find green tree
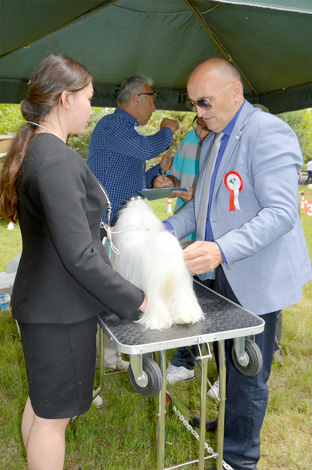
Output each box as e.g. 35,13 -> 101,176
302,109 -> 312,166
1,104 -> 311,169
67,107 -> 113,161
0,104 -> 25,135
139,110 -> 196,168
278,109 -> 312,164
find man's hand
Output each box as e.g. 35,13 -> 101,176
160,149 -> 173,172
153,175 -> 175,188
160,118 -> 179,133
171,187 -> 195,203
183,241 -> 223,274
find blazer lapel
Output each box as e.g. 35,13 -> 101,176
212,101 -> 254,197
195,100 -> 255,220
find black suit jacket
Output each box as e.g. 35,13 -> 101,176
12,133 -> 144,324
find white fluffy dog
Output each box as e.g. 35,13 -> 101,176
111,198 -> 203,330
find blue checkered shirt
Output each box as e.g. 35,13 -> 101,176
87,108 -> 173,224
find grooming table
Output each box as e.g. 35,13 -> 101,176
97,280 -> 264,470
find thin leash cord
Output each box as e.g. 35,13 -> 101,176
104,225 -> 121,255
98,193 -> 154,256
98,184 -> 122,256
103,226 -> 148,256
26,121 -> 59,138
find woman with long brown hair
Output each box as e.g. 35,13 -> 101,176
0,54 -> 146,470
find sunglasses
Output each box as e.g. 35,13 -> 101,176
186,81 -> 234,112
138,92 -> 157,101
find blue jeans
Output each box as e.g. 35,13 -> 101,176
170,344 -> 198,370
305,170 -> 312,184
214,266 -> 278,470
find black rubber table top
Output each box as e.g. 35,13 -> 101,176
97,281 -> 264,354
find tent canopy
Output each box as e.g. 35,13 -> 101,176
1,0 -> 311,114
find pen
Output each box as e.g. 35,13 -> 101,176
160,167 -> 166,183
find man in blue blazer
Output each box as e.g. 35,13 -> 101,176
165,58 -> 312,470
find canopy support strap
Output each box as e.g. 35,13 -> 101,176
184,0 -> 259,96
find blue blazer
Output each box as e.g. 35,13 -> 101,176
167,100 -> 312,315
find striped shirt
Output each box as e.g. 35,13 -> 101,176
167,129 -> 201,240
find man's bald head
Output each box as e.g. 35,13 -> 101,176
187,58 -> 244,133
189,58 -> 242,86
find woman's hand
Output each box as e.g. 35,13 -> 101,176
139,295 -> 147,313
153,175 -> 175,188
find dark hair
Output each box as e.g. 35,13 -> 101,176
0,54 -> 92,222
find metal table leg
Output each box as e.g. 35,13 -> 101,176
217,340 -> 226,470
157,350 -> 167,470
93,327 -> 104,399
198,349 -> 209,469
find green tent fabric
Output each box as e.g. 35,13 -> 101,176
1,0 -> 311,114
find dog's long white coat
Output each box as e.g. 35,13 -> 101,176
111,199 -> 204,329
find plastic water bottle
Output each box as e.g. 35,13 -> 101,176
0,294 -> 10,315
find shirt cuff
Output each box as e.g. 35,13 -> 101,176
215,241 -> 227,264
146,164 -> 161,188
163,220 -> 175,234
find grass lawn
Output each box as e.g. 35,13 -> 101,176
0,190 -> 311,470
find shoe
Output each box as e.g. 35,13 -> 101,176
210,465 -> 235,470
190,417 -> 218,432
93,395 -> 103,408
116,359 -> 129,370
273,350 -> 283,364
103,336 -> 127,369
207,377 -> 219,399
166,364 -> 195,384
105,359 -> 129,370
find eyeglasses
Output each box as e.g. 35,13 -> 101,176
186,81 -> 234,112
137,92 -> 157,101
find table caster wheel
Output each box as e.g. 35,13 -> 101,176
232,338 -> 263,376
128,356 -> 162,397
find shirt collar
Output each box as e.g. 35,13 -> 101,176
115,107 -> 139,127
222,101 -> 244,137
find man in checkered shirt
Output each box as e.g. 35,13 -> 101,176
88,74 -> 179,225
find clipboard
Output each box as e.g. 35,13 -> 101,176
137,187 -> 189,201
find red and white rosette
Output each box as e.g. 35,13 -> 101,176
224,171 -> 243,212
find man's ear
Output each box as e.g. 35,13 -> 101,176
60,90 -> 72,110
233,81 -> 243,100
132,93 -> 141,107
